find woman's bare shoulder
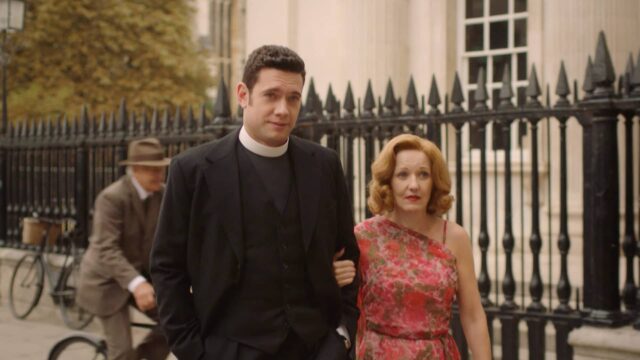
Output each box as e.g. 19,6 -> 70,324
445,220 -> 472,255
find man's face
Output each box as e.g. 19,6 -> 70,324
237,68 -> 304,147
132,165 -> 166,193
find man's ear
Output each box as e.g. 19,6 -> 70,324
236,82 -> 249,108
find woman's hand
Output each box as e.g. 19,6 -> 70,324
333,248 -> 356,287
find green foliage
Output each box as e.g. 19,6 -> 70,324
4,0 -> 214,121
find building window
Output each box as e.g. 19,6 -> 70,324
461,0 -> 528,149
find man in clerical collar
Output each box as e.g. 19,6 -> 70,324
151,45 -> 360,360
77,137 -> 170,360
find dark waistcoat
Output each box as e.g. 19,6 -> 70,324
214,145 -> 328,354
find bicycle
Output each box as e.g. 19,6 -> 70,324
8,217 -> 94,330
47,333 -> 108,360
47,322 -> 156,360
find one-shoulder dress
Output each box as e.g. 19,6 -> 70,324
355,216 -> 460,360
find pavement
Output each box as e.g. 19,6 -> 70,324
0,253 -> 175,360
0,297 -> 178,360
0,299 -> 88,359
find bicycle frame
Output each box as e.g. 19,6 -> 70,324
32,221 -> 75,302
10,216 -> 93,329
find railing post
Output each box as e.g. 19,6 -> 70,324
0,32 -> 6,246
450,72 -> 465,227
342,84 -> 356,215
579,32 -> 626,326
632,48 -> 640,330
524,65 -> 547,360
553,61 -> 578,359
497,64 -> 520,360
116,99 -> 128,178
362,80 -> 376,219
0,105 -> 7,246
0,125 -> 6,247
448,72 -> 469,359
75,107 -> 90,246
427,75 -> 442,147
472,68 -> 493,309
5,122 -> 14,245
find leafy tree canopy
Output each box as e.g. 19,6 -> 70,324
3,0 -> 214,122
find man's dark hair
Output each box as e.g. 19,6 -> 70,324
242,45 -> 306,91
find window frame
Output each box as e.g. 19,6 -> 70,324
457,0 -> 530,154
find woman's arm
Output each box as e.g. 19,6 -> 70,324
448,223 -> 492,360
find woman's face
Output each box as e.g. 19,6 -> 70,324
390,149 -> 433,215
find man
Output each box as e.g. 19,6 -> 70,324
150,45 -> 360,359
77,137 -> 171,360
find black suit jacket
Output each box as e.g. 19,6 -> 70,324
150,129 -> 360,359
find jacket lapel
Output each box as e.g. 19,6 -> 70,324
123,176 -> 146,230
203,129 -> 244,265
290,137 -> 321,252
144,191 -> 162,238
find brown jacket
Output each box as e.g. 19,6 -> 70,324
77,175 -> 163,317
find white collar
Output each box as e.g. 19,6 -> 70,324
239,126 -> 288,157
130,175 -> 152,200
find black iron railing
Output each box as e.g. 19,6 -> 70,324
1,32 -> 639,359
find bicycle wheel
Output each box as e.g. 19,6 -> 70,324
58,264 -> 94,330
48,334 -> 107,360
9,253 -> 45,319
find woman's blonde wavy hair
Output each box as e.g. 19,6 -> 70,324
367,134 -> 453,216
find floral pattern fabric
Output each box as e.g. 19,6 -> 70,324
355,216 -> 460,360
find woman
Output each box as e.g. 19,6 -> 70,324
350,134 -> 491,359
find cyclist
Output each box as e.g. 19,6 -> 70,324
76,138 -> 171,360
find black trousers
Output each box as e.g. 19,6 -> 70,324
236,332 -> 311,360
204,330 -> 348,360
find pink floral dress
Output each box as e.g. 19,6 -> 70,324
355,216 -> 460,360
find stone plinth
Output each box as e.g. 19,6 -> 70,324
569,325 -> 640,360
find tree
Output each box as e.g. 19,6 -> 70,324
4,0 -> 214,121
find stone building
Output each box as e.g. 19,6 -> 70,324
191,1 -> 640,357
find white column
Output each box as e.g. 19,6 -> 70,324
408,0 -> 456,105
243,0 -> 412,108
295,0 -> 411,107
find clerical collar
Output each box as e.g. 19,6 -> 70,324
239,126 -> 288,157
